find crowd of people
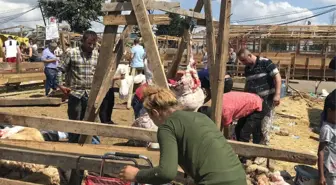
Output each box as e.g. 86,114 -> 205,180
2,30 -> 336,185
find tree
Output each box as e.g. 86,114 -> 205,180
156,13 -> 185,37
39,0 -> 103,33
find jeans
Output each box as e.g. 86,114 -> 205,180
67,94 -> 100,144
131,95 -> 143,119
99,88 -> 115,123
44,67 -> 58,96
235,100 -> 268,144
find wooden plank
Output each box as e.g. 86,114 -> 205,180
6,73 -> 45,84
131,0 -> 168,88
78,12 -> 119,144
0,178 -> 42,185
213,0 -> 231,132
156,7 -> 205,20
0,98 -> 62,106
0,112 -> 317,164
102,1 -> 180,12
103,14 -> 171,25
203,0 -> 217,121
0,142 -> 194,185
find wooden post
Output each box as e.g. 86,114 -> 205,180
213,0 -> 231,134
305,57 -> 310,80
131,0 -> 168,88
203,0 -> 217,99
258,36 -> 262,55
296,39 -> 300,55
252,35 -> 256,52
266,42 -> 270,53
186,32 -> 191,64
291,54 -> 296,79
236,38 -> 239,51
321,42 -> 328,80
285,65 -> 290,93
166,0 -> 203,79
59,32 -> 66,53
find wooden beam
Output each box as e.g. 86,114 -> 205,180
203,0 -> 217,120
103,14 -> 170,25
102,1 -> 180,12
0,112 -> 317,164
131,0 -> 168,88
78,12 -> 119,144
0,146 -> 147,174
59,32 -> 66,53
213,0 -> 231,132
0,141 -> 195,185
156,7 -> 205,20
0,98 -> 62,107
0,178 -> 42,185
167,0 -> 203,79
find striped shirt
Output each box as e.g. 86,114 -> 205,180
57,47 -> 99,99
245,56 -> 279,103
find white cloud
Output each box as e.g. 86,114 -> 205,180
229,0 -> 318,25
316,0 -> 336,4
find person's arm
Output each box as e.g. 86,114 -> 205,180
318,142 -> 327,185
318,125 -> 331,185
266,60 -> 281,106
28,47 -> 32,58
135,123 -> 178,184
43,59 -> 58,63
57,52 -> 71,94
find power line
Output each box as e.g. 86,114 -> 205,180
231,4 -> 336,23
278,7 -> 336,25
0,7 -> 38,24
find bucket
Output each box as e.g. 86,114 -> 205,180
294,165 -> 319,185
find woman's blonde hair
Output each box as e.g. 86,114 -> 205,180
143,86 -> 178,111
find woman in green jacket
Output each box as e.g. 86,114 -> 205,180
119,86 -> 246,185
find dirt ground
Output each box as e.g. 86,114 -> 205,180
0,88 -> 326,178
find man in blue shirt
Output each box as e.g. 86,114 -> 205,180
130,38 -> 145,74
41,42 -> 59,96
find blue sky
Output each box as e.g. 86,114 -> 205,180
174,0 -> 336,25
1,0 -> 336,32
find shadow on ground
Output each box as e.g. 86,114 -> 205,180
307,108 -> 322,134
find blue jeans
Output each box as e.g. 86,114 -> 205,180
131,95 -> 143,119
67,94 -> 100,144
44,67 -> 58,96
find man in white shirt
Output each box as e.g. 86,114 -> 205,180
2,36 -> 21,63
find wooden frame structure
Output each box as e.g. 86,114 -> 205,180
0,0 -> 320,184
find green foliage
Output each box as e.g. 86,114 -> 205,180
39,0 -> 103,33
156,13 -> 185,36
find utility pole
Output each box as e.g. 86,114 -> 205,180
38,1 -> 47,26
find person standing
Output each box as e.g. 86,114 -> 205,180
130,38 -> 145,74
41,42 -> 59,96
237,48 -> 281,146
57,30 -> 100,144
119,86 -> 246,185
228,48 -> 237,75
2,36 -> 21,63
318,91 -> 336,185
29,39 -> 40,62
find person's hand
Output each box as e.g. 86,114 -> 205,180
118,165 -> 139,182
273,94 -> 280,106
319,176 -> 326,185
59,85 -> 71,95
